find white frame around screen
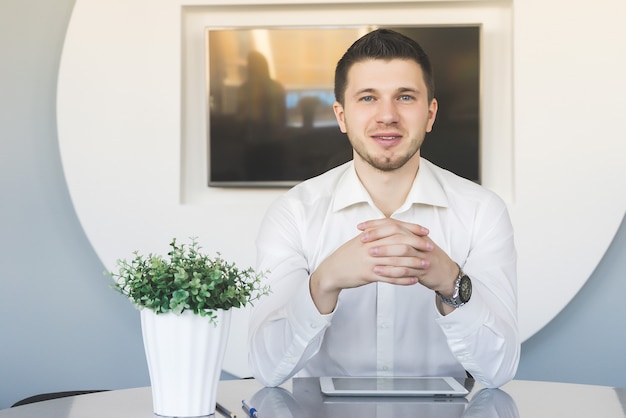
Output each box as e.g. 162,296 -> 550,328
181,3 -> 513,204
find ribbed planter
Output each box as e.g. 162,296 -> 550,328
140,309 -> 231,417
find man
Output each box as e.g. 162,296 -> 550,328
248,29 -> 519,389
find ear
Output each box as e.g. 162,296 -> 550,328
333,101 -> 347,133
426,98 -> 438,133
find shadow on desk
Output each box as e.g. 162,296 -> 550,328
248,378 -> 519,418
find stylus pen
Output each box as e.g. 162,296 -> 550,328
216,402 -> 237,418
241,399 -> 259,417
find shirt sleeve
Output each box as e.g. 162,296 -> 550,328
248,196 -> 333,387
436,194 -> 520,388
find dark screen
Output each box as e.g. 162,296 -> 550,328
207,26 -> 479,187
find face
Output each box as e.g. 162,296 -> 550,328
333,59 -> 437,172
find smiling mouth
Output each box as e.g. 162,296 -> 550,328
372,134 -> 402,141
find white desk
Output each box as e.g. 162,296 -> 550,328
1,378 -> 625,417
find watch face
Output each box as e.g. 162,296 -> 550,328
459,276 -> 472,303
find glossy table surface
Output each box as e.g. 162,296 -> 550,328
1,378 -> 625,418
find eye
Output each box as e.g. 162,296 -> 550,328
398,94 -> 415,102
359,95 -> 375,103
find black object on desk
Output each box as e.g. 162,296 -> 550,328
11,390 -> 109,408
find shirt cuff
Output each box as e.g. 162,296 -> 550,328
434,289 -> 488,339
287,278 -> 333,340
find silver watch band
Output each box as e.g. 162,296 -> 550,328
436,265 -> 466,308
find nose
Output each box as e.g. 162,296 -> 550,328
375,98 -> 399,124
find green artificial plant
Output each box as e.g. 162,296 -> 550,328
110,238 -> 269,324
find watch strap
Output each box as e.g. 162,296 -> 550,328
436,264 -> 468,308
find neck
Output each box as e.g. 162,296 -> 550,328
354,155 -> 420,217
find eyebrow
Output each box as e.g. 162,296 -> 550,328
353,87 -> 421,96
396,87 -> 420,95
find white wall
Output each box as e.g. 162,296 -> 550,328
1,0 -> 625,410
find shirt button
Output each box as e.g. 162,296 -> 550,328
310,322 -> 318,329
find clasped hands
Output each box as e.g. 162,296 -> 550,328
310,218 -> 458,314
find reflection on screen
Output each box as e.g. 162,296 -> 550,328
333,378 -> 452,391
207,26 -> 480,186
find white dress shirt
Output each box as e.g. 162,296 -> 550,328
248,158 -> 519,388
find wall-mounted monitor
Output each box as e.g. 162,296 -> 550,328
206,25 -> 479,187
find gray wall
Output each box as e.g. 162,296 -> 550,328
1,0 -> 625,410
0,0 -> 149,408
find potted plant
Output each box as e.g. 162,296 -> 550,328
110,237 -> 269,417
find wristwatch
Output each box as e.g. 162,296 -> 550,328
436,266 -> 472,308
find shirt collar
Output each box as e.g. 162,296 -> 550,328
402,158 -> 449,209
332,161 -> 372,212
331,158 -> 449,213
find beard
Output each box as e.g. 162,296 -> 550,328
353,147 -> 419,172
350,131 -> 423,172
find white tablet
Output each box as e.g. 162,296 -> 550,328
319,376 -> 469,397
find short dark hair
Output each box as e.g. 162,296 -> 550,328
334,29 -> 435,105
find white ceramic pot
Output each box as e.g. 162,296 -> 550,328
140,309 -> 231,417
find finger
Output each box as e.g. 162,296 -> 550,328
360,224 -> 426,244
377,275 -> 420,286
358,219 -> 429,237
368,241 -> 431,256
373,262 -> 428,278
